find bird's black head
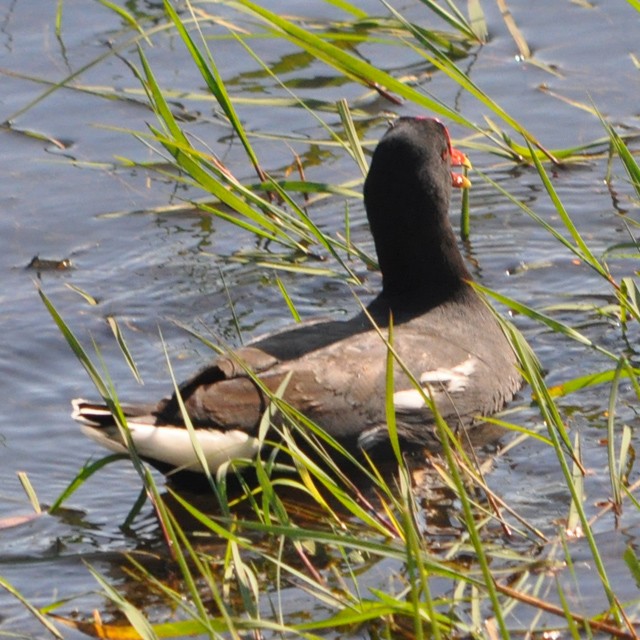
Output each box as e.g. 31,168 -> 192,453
364,117 -> 472,306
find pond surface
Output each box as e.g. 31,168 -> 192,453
1,0 -> 639,636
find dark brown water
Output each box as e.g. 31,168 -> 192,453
1,0 -> 639,635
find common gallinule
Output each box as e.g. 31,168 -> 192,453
72,117 -> 521,475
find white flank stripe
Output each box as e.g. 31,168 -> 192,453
81,423 -> 259,473
392,389 -> 428,410
419,355 -> 477,393
393,356 -> 478,410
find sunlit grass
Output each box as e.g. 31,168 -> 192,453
7,0 -> 639,637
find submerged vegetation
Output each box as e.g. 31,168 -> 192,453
3,0 -> 640,637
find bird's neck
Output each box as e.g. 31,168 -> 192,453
376,212 -> 472,308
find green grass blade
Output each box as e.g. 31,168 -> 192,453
322,0 -> 368,19
86,564 -> 159,639
477,169 -> 617,284
416,0 -> 479,41
49,455 -> 127,514
467,0 -> 488,42
17,472 -> 41,514
65,282 -> 99,305
383,312 -> 402,463
97,0 -> 152,44
0,576 -> 64,639
337,98 -> 369,177
620,276 -> 640,325
3,21 -> 148,123
606,361 -> 624,508
55,0 -> 63,37
546,366 -> 640,398
38,286 -> 110,399
503,316 -> 624,624
235,0 -> 472,126
107,316 -> 142,384
164,0 -> 266,180
473,282 -> 618,361
262,176 -> 362,281
566,434 -> 584,534
526,139 -> 611,276
460,163 -> 471,240
383,2 -> 550,154
603,118 -> 640,199
275,276 -> 301,322
432,408 -> 511,637
130,53 -> 323,252
160,334 -> 216,490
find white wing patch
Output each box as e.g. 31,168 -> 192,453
80,422 -> 259,473
393,355 -> 478,410
419,355 -> 478,392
